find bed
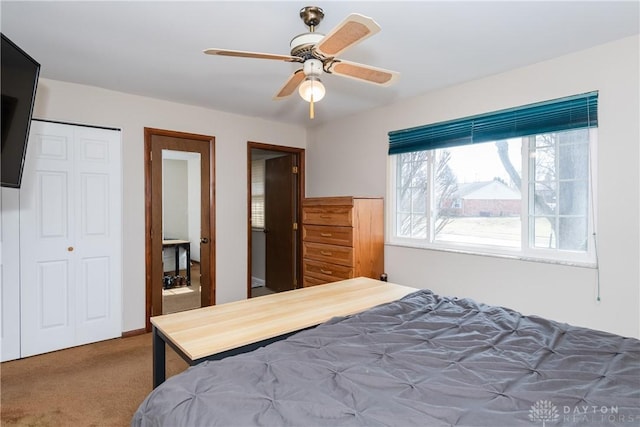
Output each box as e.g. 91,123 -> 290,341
133,287 -> 640,426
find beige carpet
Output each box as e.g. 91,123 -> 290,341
1,333 -> 188,426
163,262 -> 201,314
163,284 -> 201,314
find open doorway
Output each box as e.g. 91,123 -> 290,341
144,128 -> 215,331
248,142 -> 304,299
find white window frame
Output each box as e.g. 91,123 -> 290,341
387,130 -> 597,267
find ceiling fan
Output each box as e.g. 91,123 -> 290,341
204,6 -> 399,119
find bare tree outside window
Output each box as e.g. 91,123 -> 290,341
396,151 -> 429,238
396,150 -> 458,239
434,150 -> 457,234
496,129 -> 590,251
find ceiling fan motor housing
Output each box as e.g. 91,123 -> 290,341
290,32 -> 324,59
291,6 -> 326,60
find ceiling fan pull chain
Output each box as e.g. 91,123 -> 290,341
310,94 -> 315,119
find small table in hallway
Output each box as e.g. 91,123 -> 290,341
162,240 -> 191,286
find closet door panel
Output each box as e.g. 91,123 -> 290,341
38,260 -> 72,329
73,126 -> 122,345
81,173 -> 108,236
38,171 -> 69,237
21,123 -> 76,357
78,257 -> 110,323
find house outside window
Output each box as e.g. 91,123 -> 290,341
388,93 -> 597,265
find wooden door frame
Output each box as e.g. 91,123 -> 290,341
144,127 -> 216,332
247,142 -> 305,298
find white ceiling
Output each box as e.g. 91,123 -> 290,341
2,1 -> 638,128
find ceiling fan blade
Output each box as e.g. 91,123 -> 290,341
203,48 -> 302,63
314,13 -> 381,58
274,69 -> 306,99
327,59 -> 399,86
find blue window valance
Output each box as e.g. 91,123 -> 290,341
388,91 -> 598,155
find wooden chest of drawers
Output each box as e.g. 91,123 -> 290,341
302,196 -> 384,287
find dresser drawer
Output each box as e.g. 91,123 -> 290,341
302,225 -> 353,246
303,242 -> 353,267
303,259 -> 353,282
302,206 -> 352,226
302,275 -> 335,287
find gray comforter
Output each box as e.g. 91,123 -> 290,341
133,290 -> 640,426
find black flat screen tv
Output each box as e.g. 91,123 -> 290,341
1,33 -> 40,188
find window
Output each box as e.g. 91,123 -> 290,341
251,159 -> 265,229
388,93 -> 597,264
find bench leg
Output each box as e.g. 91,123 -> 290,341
152,326 -> 166,388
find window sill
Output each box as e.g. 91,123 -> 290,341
385,240 -> 598,269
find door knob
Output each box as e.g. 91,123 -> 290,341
200,238 -> 209,244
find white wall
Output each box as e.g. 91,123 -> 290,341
23,78 -> 306,332
162,158 -> 189,240
306,36 -> 640,338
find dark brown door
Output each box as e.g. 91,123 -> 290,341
145,128 -> 215,327
265,155 -> 296,292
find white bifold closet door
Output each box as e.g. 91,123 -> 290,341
20,120 -> 122,358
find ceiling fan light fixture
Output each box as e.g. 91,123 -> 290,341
298,77 -> 325,102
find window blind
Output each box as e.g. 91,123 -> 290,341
251,159 -> 265,228
388,91 -> 598,155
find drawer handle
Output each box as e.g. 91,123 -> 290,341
320,269 -> 333,275
320,233 -> 332,237
320,215 -> 332,219
320,251 -> 332,256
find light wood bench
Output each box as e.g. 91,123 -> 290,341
151,277 -> 416,387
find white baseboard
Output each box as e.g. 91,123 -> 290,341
251,277 -> 265,288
